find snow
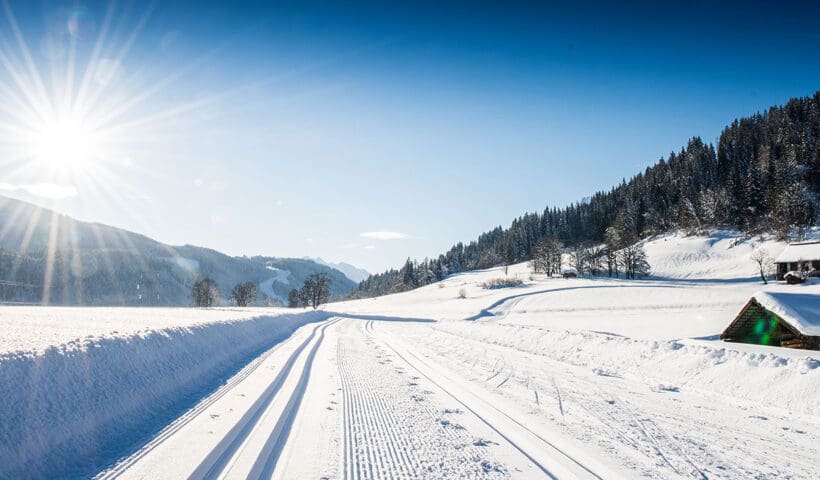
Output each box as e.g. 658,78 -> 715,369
0,307 -> 329,479
0,307 -> 290,354
775,240 -> 820,263
755,290 -> 820,335
2,229 -> 819,479
643,229 -> 786,280
258,267 -> 292,302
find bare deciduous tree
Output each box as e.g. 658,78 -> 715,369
300,273 -> 332,309
531,236 -> 563,276
619,244 -> 651,279
287,288 -> 301,308
570,249 -> 587,276
751,249 -> 773,285
231,281 -> 257,306
192,278 -> 219,307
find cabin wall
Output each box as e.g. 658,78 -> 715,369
721,302 -> 819,350
775,260 -> 820,280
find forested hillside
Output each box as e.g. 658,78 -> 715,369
0,196 -> 356,305
354,92 -> 820,297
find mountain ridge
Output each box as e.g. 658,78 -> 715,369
0,195 -> 356,305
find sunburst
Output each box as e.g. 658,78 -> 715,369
0,1 -> 203,304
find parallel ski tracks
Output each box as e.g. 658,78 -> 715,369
99,320 -> 330,480
191,318 -> 339,480
367,320 -> 605,480
245,319 -> 336,479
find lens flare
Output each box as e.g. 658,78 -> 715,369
67,8 -> 90,39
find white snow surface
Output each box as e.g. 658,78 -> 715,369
755,291 -> 820,335
643,229 -> 786,280
258,267 -> 292,302
0,307 -> 329,479
775,240 -> 820,263
2,230 -> 819,480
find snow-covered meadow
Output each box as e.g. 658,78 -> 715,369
1,230 -> 818,479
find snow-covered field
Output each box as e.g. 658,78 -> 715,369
1,231 -> 818,479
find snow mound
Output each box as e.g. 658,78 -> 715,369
0,309 -> 328,479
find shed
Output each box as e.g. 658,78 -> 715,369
561,269 -> 578,279
775,241 -> 820,280
721,291 -> 820,350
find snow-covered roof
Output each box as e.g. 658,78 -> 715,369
753,291 -> 820,336
775,241 -> 820,263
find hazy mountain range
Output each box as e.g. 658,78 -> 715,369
0,195 -> 358,305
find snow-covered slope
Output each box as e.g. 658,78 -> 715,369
643,230 -> 786,280
0,307 -> 329,479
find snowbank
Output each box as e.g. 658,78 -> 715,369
0,309 -> 329,479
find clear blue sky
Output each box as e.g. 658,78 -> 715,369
0,0 -> 818,272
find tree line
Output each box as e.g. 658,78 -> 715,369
192,273 -> 333,309
353,91 -> 820,298
192,278 -> 259,307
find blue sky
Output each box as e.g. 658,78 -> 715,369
0,0 -> 819,272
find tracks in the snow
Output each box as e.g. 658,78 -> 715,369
366,320 -> 606,480
190,318 -> 338,480
340,319 -> 508,479
100,319 -> 330,480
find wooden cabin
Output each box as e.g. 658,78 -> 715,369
775,241 -> 820,280
721,292 -> 819,350
561,269 -> 578,279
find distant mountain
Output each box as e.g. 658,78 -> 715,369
309,257 -> 370,283
251,257 -> 357,302
0,195 -> 356,305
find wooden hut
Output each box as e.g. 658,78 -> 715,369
721,291 -> 820,350
775,241 -> 820,280
561,269 -> 578,279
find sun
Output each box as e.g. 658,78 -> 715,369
33,117 -> 100,170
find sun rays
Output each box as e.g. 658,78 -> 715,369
0,1 -> 203,304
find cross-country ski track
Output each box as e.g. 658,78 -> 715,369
99,314 -> 620,479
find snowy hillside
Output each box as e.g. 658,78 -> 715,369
3,230 -> 818,479
0,195 -> 357,306
643,230 -> 788,280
